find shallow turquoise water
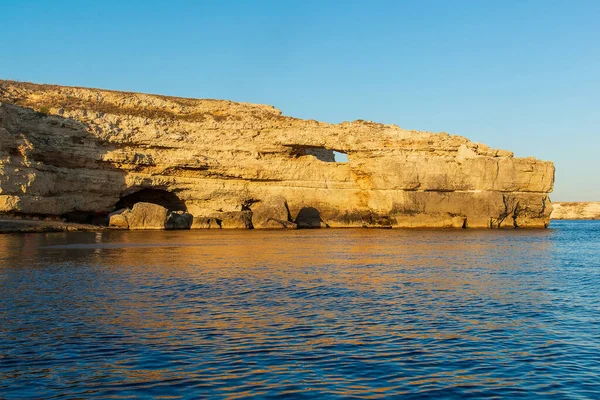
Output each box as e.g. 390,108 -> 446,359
1,221 -> 599,398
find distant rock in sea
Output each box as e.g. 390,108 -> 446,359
0,80 -> 555,229
551,202 -> 600,220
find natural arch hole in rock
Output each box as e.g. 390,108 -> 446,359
115,189 -> 187,212
289,146 -> 348,163
333,151 -> 348,163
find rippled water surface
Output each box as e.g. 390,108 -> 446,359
1,221 -> 599,398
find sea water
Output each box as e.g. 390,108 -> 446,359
1,221 -> 599,398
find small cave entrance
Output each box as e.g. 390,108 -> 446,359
114,188 -> 187,212
295,206 -> 330,228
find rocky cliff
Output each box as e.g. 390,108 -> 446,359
551,202 -> 600,220
0,80 -> 555,229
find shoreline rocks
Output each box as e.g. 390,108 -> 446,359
109,203 -> 195,230
0,218 -> 102,233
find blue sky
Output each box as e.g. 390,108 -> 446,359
1,0 -> 598,201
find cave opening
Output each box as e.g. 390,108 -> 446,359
114,188 -> 187,212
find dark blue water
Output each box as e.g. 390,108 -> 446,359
1,221 -> 599,398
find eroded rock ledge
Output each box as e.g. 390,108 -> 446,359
0,80 -> 555,229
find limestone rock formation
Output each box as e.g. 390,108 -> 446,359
166,210 -> 193,230
212,211 -> 254,229
191,216 -> 221,229
251,196 -> 294,229
108,202 -> 195,230
108,209 -> 129,228
551,202 -> 600,220
0,80 -> 555,229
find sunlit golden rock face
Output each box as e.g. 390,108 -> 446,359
0,80 -> 555,228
